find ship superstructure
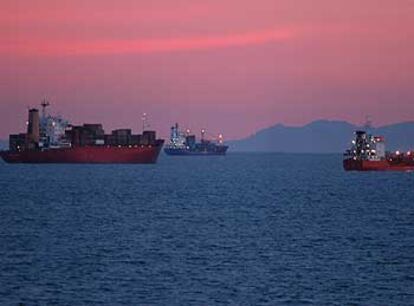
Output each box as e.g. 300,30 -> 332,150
1,102 -> 164,163
343,130 -> 414,171
38,101 -> 71,148
164,123 -> 228,156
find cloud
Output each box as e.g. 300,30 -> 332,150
1,28 -> 296,56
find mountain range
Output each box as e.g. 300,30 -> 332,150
228,120 -> 414,153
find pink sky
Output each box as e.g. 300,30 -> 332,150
0,0 -> 413,139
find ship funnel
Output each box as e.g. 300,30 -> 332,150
27,108 -> 40,147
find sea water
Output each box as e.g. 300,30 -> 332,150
0,153 -> 413,305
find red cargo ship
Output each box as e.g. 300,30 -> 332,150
343,130 -> 414,171
0,102 -> 164,164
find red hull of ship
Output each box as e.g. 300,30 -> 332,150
0,144 -> 163,164
343,159 -> 414,171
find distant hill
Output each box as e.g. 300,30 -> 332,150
0,139 -> 7,150
228,120 -> 414,153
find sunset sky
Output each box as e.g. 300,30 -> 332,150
1,0 -> 413,139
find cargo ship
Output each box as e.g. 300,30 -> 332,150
343,130 -> 414,171
164,123 -> 228,156
0,102 -> 164,164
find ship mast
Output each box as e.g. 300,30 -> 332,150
141,112 -> 149,132
41,99 -> 50,119
218,133 -> 223,145
364,115 -> 373,130
201,129 -> 206,142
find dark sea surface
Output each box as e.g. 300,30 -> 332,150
0,153 -> 413,306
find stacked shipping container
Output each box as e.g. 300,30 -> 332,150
66,125 -> 157,147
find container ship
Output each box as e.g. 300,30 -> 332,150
164,123 -> 228,156
343,130 -> 414,171
0,102 -> 164,164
